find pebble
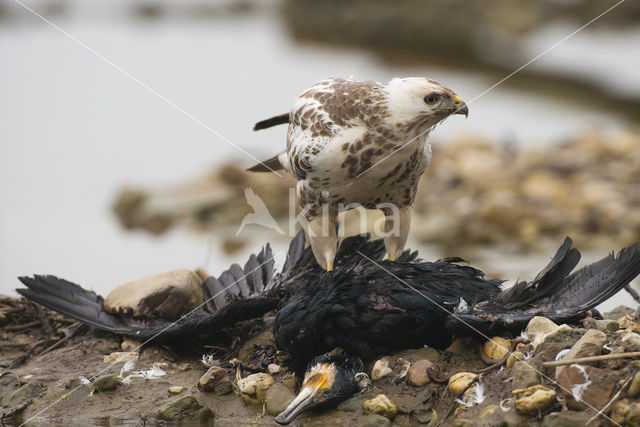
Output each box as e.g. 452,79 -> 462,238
198,366 -> 232,395
168,386 -> 184,395
541,411 -> 593,427
265,383 -> 296,416
525,316 -> 558,347
406,359 -> 432,386
157,396 -> 214,422
628,371 -> 640,398
619,315 -> 640,334
91,375 -> 119,392
237,373 -> 275,404
358,414 -> 391,427
120,338 -> 141,352
583,318 -> 620,332
483,336 -> 510,360
105,269 -> 203,320
103,351 -> 139,364
0,384 -> 35,417
267,363 -> 283,375
448,372 -> 477,395
512,385 -> 557,415
612,398 -> 640,426
362,394 -> 397,419
555,328 -> 606,377
479,404 -> 498,419
337,396 -> 364,412
512,361 -> 540,390
371,358 -> 393,380
506,351 -> 526,368
621,332 -> 640,352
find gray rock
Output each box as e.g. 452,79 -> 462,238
105,269 -> 203,320
92,375 -> 119,392
512,361 -> 540,390
157,396 -> 214,422
265,383 -> 296,416
535,325 -> 583,362
583,318 -> 620,332
603,305 -> 635,320
337,396 -> 365,412
359,414 -> 391,427
542,411 -> 599,427
621,332 -> 640,352
555,328 -> 606,378
406,359 -> 433,386
198,366 -> 232,395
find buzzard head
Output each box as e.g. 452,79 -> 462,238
386,77 -> 468,134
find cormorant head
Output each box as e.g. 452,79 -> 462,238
274,348 -> 363,425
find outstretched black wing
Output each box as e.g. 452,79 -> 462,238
445,238 -> 640,338
17,239 -> 284,344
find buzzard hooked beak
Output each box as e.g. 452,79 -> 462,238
453,95 -> 469,118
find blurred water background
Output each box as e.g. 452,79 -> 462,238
1,0 -> 639,310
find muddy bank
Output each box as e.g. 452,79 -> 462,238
2,297 -> 639,425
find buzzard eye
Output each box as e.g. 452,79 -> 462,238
424,94 -> 439,105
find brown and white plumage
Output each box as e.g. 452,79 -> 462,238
250,77 -> 468,270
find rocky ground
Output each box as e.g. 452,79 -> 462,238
2,297 -> 640,426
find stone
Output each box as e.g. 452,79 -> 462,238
628,371 -> 640,398
91,375 -> 119,392
265,383 -> 296,416
157,396 -> 214,422
621,332 -> 640,352
483,336 -> 510,360
535,325 -> 583,362
583,319 -> 620,332
120,338 -> 141,352
168,386 -> 184,395
198,366 -> 232,395
512,361 -> 540,390
358,414 -> 391,427
556,365 -> 617,410
337,396 -> 364,412
542,411 -> 594,427
612,398 -> 640,426
525,316 -> 558,346
105,269 -> 203,320
103,352 -> 139,364
448,372 -> 477,395
555,328 -> 606,377
512,385 -> 556,415
371,358 -> 393,380
267,363 -> 283,375
406,359 -> 432,386
619,315 -> 640,334
603,305 -> 635,320
479,404 -> 498,419
237,373 -> 275,404
506,351 -> 526,368
362,394 -> 397,419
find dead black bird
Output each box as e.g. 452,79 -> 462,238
16,233 -> 640,424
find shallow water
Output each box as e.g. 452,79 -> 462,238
0,1 -> 636,313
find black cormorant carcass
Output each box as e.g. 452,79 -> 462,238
16,233 -> 640,424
